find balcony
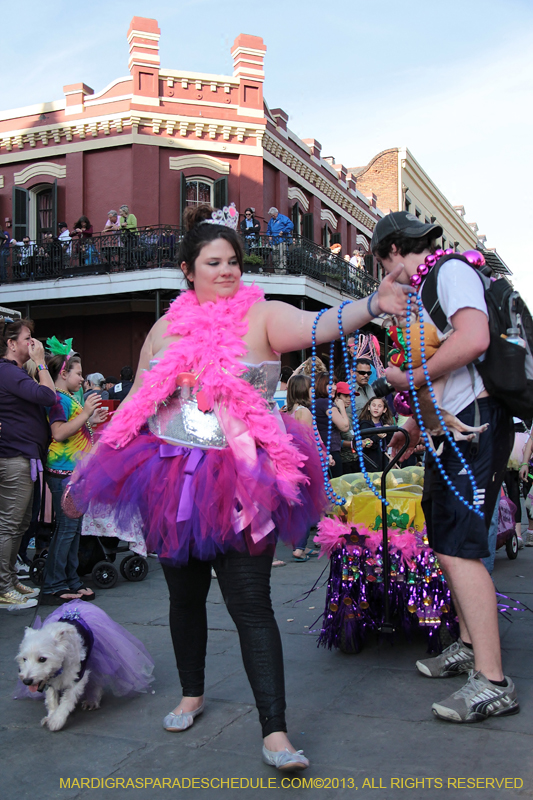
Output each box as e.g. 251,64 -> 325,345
0,227 -> 378,300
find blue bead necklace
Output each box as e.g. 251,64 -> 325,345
337,302 -> 388,507
310,309 -> 345,506
310,302 -> 388,507
405,291 -> 484,518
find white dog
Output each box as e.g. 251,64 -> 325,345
17,621 -> 102,731
16,602 -> 155,731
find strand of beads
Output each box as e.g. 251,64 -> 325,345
413,292 -> 483,510
310,309 -> 345,506
337,302 -> 388,506
405,293 -> 483,518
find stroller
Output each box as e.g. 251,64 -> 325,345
29,486 -> 149,590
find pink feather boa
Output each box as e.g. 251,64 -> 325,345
101,285 -> 307,497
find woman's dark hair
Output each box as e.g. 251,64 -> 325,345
74,216 -> 91,229
286,374 -> 311,412
280,365 -> 293,384
48,353 -> 82,382
178,205 -> 243,290
373,231 -> 437,261
359,396 -> 394,425
0,317 -> 34,358
314,371 -> 334,399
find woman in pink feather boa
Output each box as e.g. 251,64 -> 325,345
70,204 -> 408,770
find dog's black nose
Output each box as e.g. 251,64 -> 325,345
22,678 -> 34,686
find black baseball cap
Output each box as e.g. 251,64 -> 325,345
371,211 -> 443,253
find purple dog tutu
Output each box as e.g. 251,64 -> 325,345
68,416 -> 325,567
14,601 -> 155,700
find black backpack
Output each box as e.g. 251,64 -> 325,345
420,253 -> 533,420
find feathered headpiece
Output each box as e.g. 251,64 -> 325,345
46,336 -> 73,356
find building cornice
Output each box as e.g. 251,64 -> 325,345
261,132 -> 377,233
0,111 -> 266,159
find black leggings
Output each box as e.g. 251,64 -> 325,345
161,549 -> 286,737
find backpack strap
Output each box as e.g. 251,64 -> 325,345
420,253 -> 472,333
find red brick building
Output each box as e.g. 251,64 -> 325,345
0,17 -> 380,374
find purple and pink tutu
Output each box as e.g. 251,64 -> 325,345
69,416 -> 326,566
14,601 -> 155,700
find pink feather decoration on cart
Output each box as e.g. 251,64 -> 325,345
314,517 -> 351,559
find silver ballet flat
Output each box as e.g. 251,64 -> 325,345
262,746 -> 310,771
163,701 -> 204,732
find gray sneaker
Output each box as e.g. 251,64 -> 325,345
416,639 -> 474,678
432,671 -> 519,723
524,530 -> 533,547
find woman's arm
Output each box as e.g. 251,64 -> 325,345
51,393 -> 101,442
265,264 -> 407,353
330,404 -> 350,433
519,432 -> 533,479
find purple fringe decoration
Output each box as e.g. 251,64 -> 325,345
317,533 -> 458,654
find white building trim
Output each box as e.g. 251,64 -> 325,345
169,154 -> 230,174
14,162 -> 66,185
320,209 -> 337,229
261,132 -> 376,234
84,77 -> 131,102
0,269 -> 352,309
160,68 -> 239,86
287,186 -> 309,212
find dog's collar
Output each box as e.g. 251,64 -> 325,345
39,669 -> 62,693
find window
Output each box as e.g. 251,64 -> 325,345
179,175 -> 227,224
442,236 -> 447,249
425,217 -> 430,225
322,225 -> 331,248
330,232 -> 341,245
404,196 -> 411,212
185,179 -> 212,207
415,208 -> 421,219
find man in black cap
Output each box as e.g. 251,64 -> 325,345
372,211 -> 517,724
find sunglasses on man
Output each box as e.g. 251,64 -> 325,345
356,370 -> 372,376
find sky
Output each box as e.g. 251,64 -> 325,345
2,0 -> 532,300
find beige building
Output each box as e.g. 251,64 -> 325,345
353,147 -> 510,275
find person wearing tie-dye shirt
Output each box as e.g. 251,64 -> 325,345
42,352 -> 107,605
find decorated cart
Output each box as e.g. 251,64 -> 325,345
315,464 -> 458,653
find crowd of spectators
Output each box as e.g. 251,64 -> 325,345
0,313 -> 137,609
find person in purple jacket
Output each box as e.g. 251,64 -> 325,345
0,317 -> 57,609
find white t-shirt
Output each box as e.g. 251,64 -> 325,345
422,259 -> 488,416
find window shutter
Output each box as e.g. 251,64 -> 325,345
302,212 -> 313,240
13,187 -> 29,241
52,179 -> 57,237
330,232 -> 341,245
180,173 -> 186,226
213,177 -> 228,209
291,203 -> 301,236
363,254 -> 374,275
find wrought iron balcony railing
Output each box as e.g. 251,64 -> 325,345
0,226 -> 378,299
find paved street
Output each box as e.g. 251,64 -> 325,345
2,538 -> 531,800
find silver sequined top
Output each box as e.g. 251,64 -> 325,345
147,360 -> 281,449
